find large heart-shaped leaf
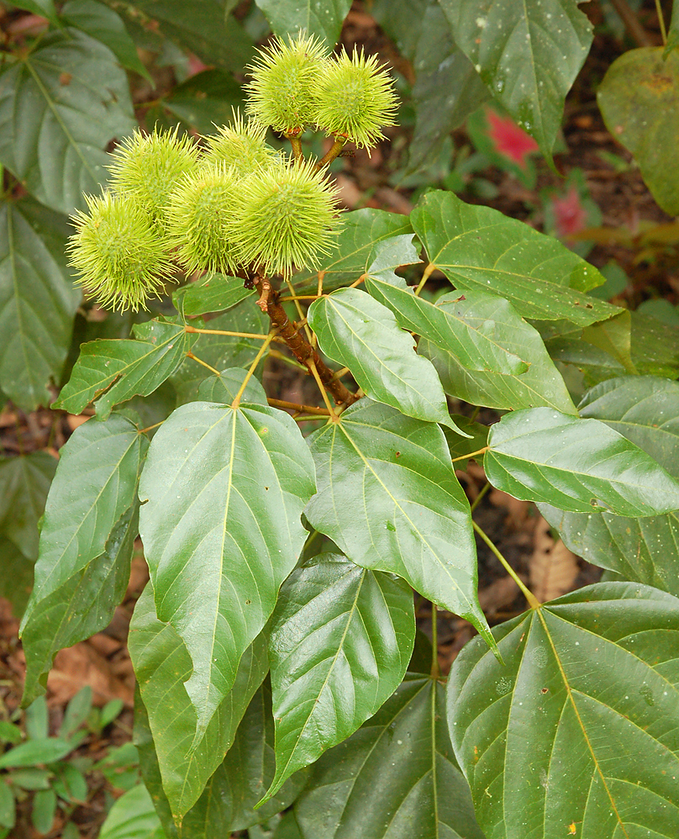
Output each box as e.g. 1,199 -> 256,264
539,375 -> 679,595
0,29 -> 135,215
138,402 -> 316,737
0,197 -> 80,411
448,582 -> 679,838
128,585 -> 268,819
308,287 -> 463,432
264,553 -> 414,801
485,407 -> 679,516
598,47 -> 679,215
54,319 -> 195,418
254,0 -> 351,45
440,0 -> 593,165
304,399 -> 494,648
295,674 -> 485,839
162,70 -> 244,135
20,414 -> 147,703
411,190 -> 618,325
417,290 -> 577,414
293,210 -> 413,292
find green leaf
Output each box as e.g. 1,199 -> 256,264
292,210 -> 414,293
59,687 -> 93,739
138,402 -> 316,737
0,782 -> 14,830
411,190 -> 619,326
25,697 -> 48,740
10,0 -> 58,24
365,275 -> 528,376
443,416 -> 489,470
54,319 -> 194,418
108,0 -> 253,73
539,375 -> 679,595
174,275 -> 254,317
61,0 -> 151,80
0,538 -> 34,618
448,582 -> 679,838
99,784 -> 167,839
374,0 -> 489,174
0,29 -> 135,215
0,197 -> 80,410
170,300 -> 269,403
485,407 -> 679,516
7,768 -> 52,790
631,309 -> 679,379
254,0 -> 351,45
20,414 -> 147,703
305,399 -> 493,647
162,70 -> 244,135
31,788 -> 56,834
197,368 -> 267,406
581,309 -> 636,375
295,674 -> 485,839
417,290 -> 577,413
0,722 -> 22,745
598,47 -> 679,215
308,288 -> 463,432
264,553 -> 415,801
0,738 -> 73,769
440,0 -> 592,166
0,452 -> 56,559
128,585 -> 269,819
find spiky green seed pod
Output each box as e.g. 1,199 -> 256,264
166,163 -> 243,276
205,109 -> 280,177
245,33 -> 329,135
108,127 -> 200,228
314,49 -> 398,149
68,192 -> 174,312
231,159 -> 339,277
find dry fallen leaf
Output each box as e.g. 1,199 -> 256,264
530,516 -> 579,603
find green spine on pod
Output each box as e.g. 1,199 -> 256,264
68,192 -> 174,312
204,109 -> 281,177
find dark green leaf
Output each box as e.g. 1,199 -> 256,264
440,0 -> 592,165
292,210 -> 414,293
417,289 -> 576,413
20,414 -> 147,703
0,738 -> 73,769
163,70 -> 244,135
25,696 -> 48,740
443,416 -> 489,470
598,48 -> 679,215
254,0 -> 351,45
61,0 -> 151,80
366,275 -> 528,376
59,687 -> 93,739
170,300 -> 269,403
108,0 -> 253,73
485,407 -> 679,516
411,190 -> 618,325
0,782 -> 14,830
128,585 -> 269,819
0,452 -> 56,559
295,675 -> 484,839
581,310 -> 636,375
305,399 -> 494,647
138,402 -> 316,737
99,784 -> 167,839
264,553 -> 415,800
175,275 -> 254,317
7,769 -> 51,791
0,29 -> 135,214
308,288 -> 464,432
54,319 -> 194,418
0,197 -> 80,410
9,0 -> 58,24
0,538 -> 33,618
448,582 -> 679,838
631,310 -> 679,380
31,788 -> 56,834
197,368 -> 267,406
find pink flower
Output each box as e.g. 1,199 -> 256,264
486,109 -> 538,169
551,186 -> 588,239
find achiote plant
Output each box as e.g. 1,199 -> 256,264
17,29 -> 679,839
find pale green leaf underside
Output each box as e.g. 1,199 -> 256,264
138,401 -> 316,739
305,399 -> 493,647
295,675 -> 485,839
411,190 -> 618,326
440,0 -> 593,164
265,553 -> 414,801
448,582 -> 679,839
308,287 -> 462,432
485,407 -> 679,516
